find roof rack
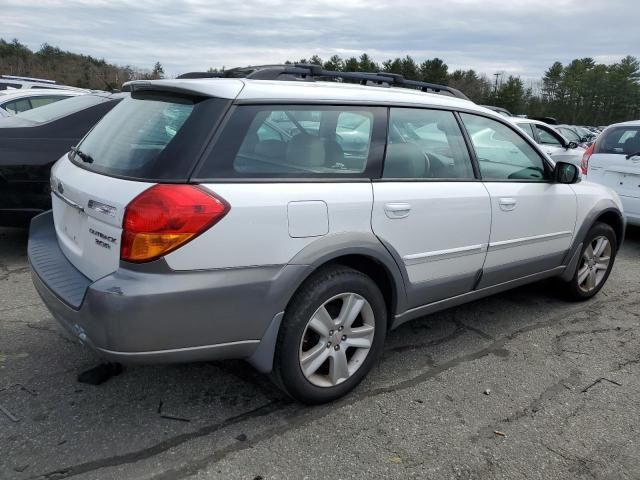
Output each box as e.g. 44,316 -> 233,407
176,64 -> 470,100
1,75 -> 57,84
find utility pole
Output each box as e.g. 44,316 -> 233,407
493,72 -> 502,94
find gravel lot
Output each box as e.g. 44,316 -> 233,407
1,225 -> 639,480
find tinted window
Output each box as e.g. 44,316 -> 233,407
16,95 -> 107,123
596,126 -> 640,155
29,95 -> 68,109
515,122 -> 535,138
384,108 -> 474,179
536,126 -> 563,146
2,98 -> 31,114
197,105 -> 386,179
73,93 -> 228,181
461,113 -> 547,181
558,127 -> 581,143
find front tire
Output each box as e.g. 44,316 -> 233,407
273,265 -> 387,404
561,222 -> 617,301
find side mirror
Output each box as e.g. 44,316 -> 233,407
567,141 -> 579,149
555,162 -> 580,184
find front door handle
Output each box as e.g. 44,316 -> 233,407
499,197 -> 517,211
384,202 -> 411,219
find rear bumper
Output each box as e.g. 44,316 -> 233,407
28,211 -> 309,367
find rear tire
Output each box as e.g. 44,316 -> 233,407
560,222 -> 617,301
272,265 -> 387,404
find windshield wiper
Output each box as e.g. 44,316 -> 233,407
70,146 -> 94,163
625,151 -> 640,160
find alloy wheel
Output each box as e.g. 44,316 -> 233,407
298,292 -> 376,388
577,235 -> 612,293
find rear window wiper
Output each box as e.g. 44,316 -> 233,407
625,151 -> 640,160
70,146 -> 94,164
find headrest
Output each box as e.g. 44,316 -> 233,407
286,135 -> 326,167
383,143 -> 427,178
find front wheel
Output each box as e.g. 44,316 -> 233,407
272,266 -> 387,404
561,222 -> 617,301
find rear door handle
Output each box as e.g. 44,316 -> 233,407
499,197 -> 517,211
384,202 -> 411,219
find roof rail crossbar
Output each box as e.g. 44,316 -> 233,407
176,72 -> 225,79
271,64 -> 469,100
174,64 -> 470,100
1,75 -> 57,84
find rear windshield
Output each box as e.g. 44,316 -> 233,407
16,95 -> 106,123
72,92 -> 230,181
595,126 -> 640,155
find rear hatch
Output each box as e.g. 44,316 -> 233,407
50,88 -> 233,281
588,125 -> 640,199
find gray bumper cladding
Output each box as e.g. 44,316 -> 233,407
28,212 -> 91,309
28,211 -> 309,367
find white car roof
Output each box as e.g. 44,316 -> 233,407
0,89 -> 84,100
125,78 -> 503,118
510,117 -> 551,127
607,120 -> 640,128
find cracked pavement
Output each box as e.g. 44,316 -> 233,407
1,226 -> 639,480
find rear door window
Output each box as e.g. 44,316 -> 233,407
596,126 -> 640,155
2,98 -> 31,114
195,105 -> 386,179
72,92 -> 230,181
536,125 -> 563,146
16,94 -> 108,123
516,122 -> 535,138
384,108 -> 475,179
29,95 -> 69,109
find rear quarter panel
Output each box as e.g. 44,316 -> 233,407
164,183 -> 374,270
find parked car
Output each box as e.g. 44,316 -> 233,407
28,66 -> 624,404
557,125 -> 595,147
582,120 -> 640,226
0,92 -> 125,226
0,75 -> 88,92
511,117 -> 585,167
0,89 -> 85,117
480,105 -> 513,117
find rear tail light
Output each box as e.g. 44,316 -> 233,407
121,184 -> 229,263
580,144 -> 594,175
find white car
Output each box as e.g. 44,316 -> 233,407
0,75 -> 88,92
0,89 -> 85,117
583,120 -> 640,226
512,118 -> 585,167
28,65 -> 625,404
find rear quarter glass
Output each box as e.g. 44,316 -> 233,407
70,92 -> 231,182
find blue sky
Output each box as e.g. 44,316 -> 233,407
3,0 -> 639,79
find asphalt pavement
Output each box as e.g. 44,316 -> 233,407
1,225 -> 639,480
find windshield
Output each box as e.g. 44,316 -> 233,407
16,95 -> 106,123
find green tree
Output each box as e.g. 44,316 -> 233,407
344,57 -> 359,72
324,55 -> 344,71
419,58 -> 448,84
494,76 -> 526,114
358,53 -> 378,72
151,61 -> 164,79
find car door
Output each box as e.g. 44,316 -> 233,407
372,108 -> 491,307
460,113 -> 577,288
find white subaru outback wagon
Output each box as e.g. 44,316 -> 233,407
29,65 -> 625,404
